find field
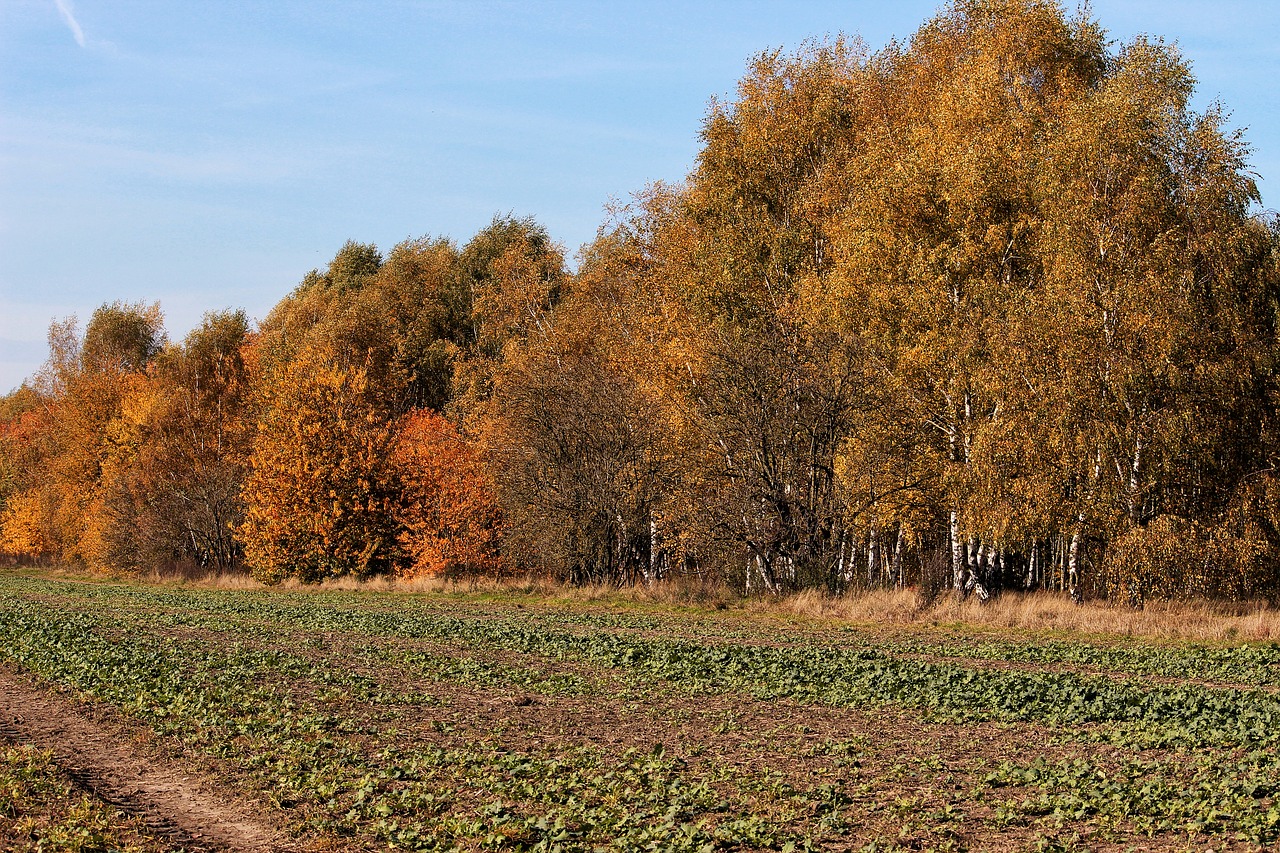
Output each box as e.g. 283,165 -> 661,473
1,572 -> 1278,852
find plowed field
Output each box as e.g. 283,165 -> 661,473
1,572 -> 1277,851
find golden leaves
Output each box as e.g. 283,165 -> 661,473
239,356 -> 400,583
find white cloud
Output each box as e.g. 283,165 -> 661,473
53,0 -> 86,48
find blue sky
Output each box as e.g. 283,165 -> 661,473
2,1 -> 1277,393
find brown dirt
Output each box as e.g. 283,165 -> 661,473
271,631 -> 1172,850
0,665 -> 300,852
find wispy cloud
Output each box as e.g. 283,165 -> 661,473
0,114 -> 333,186
54,0 -> 86,48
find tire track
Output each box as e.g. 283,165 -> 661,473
0,666 -> 297,852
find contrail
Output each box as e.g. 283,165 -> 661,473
54,0 -> 86,47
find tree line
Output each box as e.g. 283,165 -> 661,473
4,0 -> 1279,603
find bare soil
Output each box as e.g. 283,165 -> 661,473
0,664 -> 299,852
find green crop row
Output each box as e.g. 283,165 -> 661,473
13,578 -> 1280,750
837,631 -> 1280,687
0,596 -> 852,851
2,575 -> 1278,848
15,576 -> 1280,688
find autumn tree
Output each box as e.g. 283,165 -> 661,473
1026,37 -> 1278,601
255,238 -> 471,411
374,238 -> 472,411
450,215 -> 565,423
482,312 -> 674,584
393,409 -> 506,579
0,386 -> 55,561
239,237 -> 478,581
20,303 -> 167,570
98,311 -> 253,572
639,41 -> 873,593
239,353 -> 401,583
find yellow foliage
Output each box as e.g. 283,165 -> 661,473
0,491 -> 52,559
1100,515 -> 1274,604
238,355 -> 400,583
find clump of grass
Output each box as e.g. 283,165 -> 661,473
206,571 -> 266,590
936,590 -> 1280,642
775,586 -> 923,624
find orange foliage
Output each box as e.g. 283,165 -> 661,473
394,409 -> 507,578
0,490 -> 53,560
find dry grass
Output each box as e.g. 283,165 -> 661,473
392,577 -> 1280,642
777,586 -> 1280,643
774,587 -> 924,625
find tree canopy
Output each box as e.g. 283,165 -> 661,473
3,0 -> 1277,603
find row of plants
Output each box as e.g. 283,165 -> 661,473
834,631 -> 1280,689
3,575 -> 1278,847
0,592 -> 845,850
29,579 -> 1276,750
22,575 -> 1280,689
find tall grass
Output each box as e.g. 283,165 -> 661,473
778,587 -> 1280,642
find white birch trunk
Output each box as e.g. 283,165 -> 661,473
950,511 -> 965,597
834,529 -> 846,589
645,511 -> 658,585
752,553 -> 779,595
1068,519 -> 1085,603
892,525 -> 905,590
1127,433 -> 1147,524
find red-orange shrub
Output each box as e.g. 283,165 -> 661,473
394,410 -> 507,578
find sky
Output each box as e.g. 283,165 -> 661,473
2,1 -> 1278,394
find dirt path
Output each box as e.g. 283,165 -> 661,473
0,665 -> 298,852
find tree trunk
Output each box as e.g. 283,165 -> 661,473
834,528 -> 847,591
752,552 -> 779,595
867,525 -> 879,587
950,510 -> 965,598
1128,433 -> 1147,524
645,510 -> 658,585
892,525 -> 905,589
1068,519 -> 1085,603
